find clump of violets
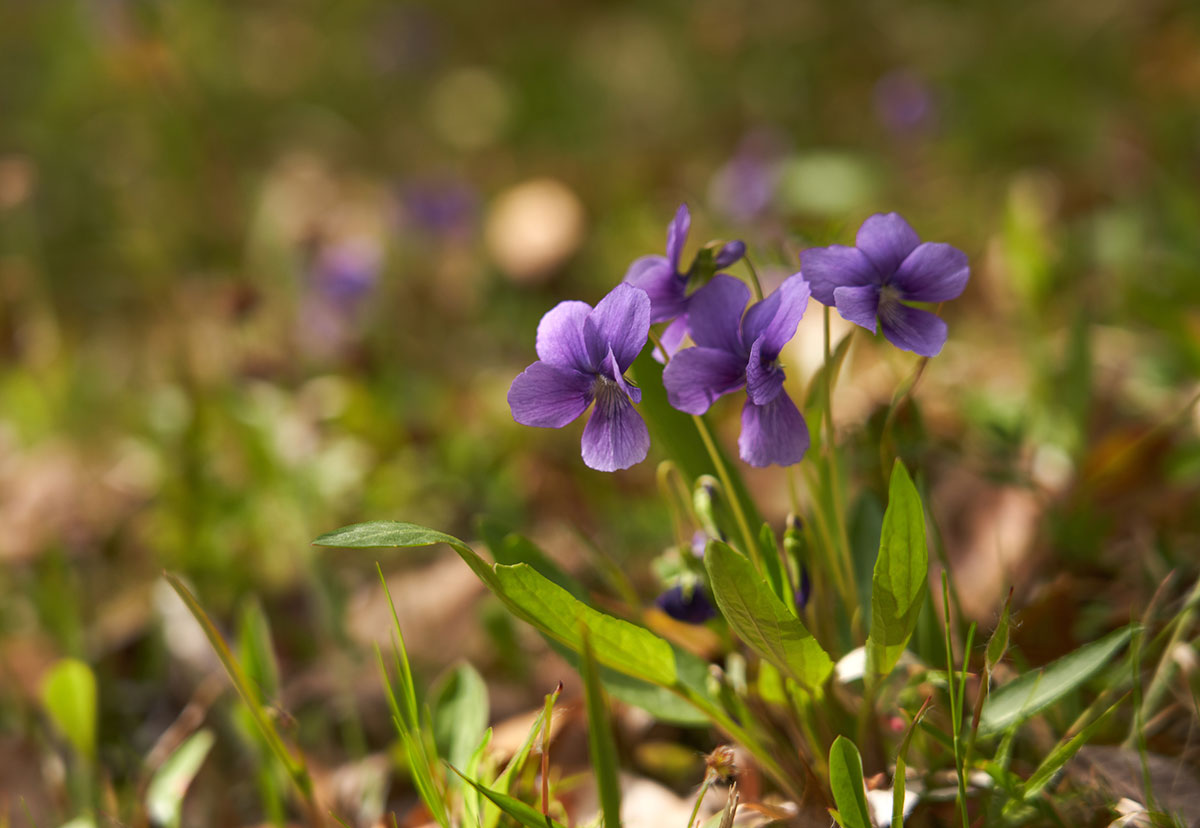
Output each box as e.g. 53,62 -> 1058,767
508,205 -> 968,473
801,213 -> 969,357
507,283 -> 651,472
662,273 -> 812,467
624,204 -> 745,355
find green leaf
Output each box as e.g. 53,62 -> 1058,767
40,658 -> 97,760
867,461 -> 929,678
476,517 -> 587,602
495,563 -> 677,686
146,729 -> 215,828
316,522 -> 681,687
986,588 -> 1014,672
461,728 -> 493,828
581,632 -> 621,828
431,663 -> 490,774
451,766 -> 570,828
980,624 -> 1136,736
757,522 -> 789,610
163,575 -> 316,806
828,736 -> 872,828
237,598 -> 279,701
705,541 -> 833,689
547,639 -> 709,726
1020,694 -> 1127,800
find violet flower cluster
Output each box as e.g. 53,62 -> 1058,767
507,204 -> 968,472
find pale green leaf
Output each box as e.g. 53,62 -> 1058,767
705,541 -> 833,689
828,736 -> 872,828
146,729 -> 215,828
451,766 -> 570,828
431,662 -> 489,775
867,461 -> 929,678
980,624 -> 1136,736
41,658 -> 97,761
581,633 -> 621,828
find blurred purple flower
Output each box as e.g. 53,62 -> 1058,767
656,583 -> 717,624
873,71 -> 936,136
508,283 -> 651,472
310,240 -> 382,308
795,566 -> 812,611
801,213 -> 969,357
662,273 -> 812,467
708,132 -> 785,223
624,204 -> 745,357
400,177 -> 479,239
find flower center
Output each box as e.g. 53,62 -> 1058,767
879,283 -> 902,306
592,375 -> 627,415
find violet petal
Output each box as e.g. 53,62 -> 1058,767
652,315 -> 690,363
580,388 -> 650,471
892,242 -> 970,302
535,300 -> 593,372
508,361 -> 594,428
833,285 -> 881,333
584,283 -> 651,372
801,244 -> 878,305
624,254 -> 687,323
601,348 -> 641,405
855,213 -> 921,277
662,346 -> 747,415
745,336 -> 786,406
738,394 -> 810,467
687,274 -> 749,355
655,584 -> 716,624
878,299 -> 948,357
665,203 -> 691,272
713,240 -> 747,269
742,272 -> 810,358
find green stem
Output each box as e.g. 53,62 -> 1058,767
693,414 -> 762,570
822,307 -> 857,610
743,254 -> 765,302
686,774 -> 715,828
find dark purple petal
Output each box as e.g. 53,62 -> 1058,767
687,275 -> 749,355
833,285 -> 881,333
795,566 -> 812,611
742,273 -> 810,359
891,242 -> 969,302
624,255 -> 687,323
745,336 -> 786,405
535,300 -> 593,371
738,394 -> 810,467
855,213 -> 920,277
655,584 -> 716,624
662,346 -> 747,415
584,283 -> 651,372
666,203 -> 691,272
713,240 -> 746,269
878,299 -> 948,357
601,348 -> 641,404
508,362 -> 594,428
800,245 -> 879,305
580,387 -> 650,471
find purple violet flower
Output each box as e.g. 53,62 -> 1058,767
795,565 -> 812,611
662,273 -> 812,467
508,283 -> 652,472
801,213 -> 968,358
623,204 -> 745,357
656,583 -> 717,624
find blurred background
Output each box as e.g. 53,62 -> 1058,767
2,0 -> 1200,822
